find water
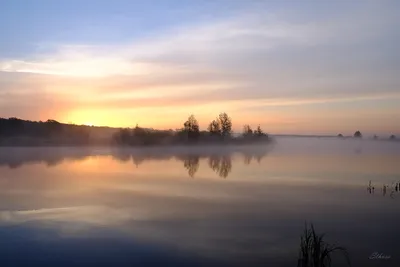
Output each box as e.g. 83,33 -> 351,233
0,138 -> 399,267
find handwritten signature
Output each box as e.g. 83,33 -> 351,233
369,252 -> 391,260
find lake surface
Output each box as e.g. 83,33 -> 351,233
0,138 -> 399,267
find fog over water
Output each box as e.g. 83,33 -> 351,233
0,137 -> 399,267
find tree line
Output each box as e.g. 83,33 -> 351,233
113,112 -> 269,146
0,118 -> 92,145
338,130 -> 397,140
0,115 -> 269,146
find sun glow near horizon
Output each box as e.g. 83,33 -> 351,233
1,1 -> 399,135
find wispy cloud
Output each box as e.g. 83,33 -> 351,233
0,1 -> 399,133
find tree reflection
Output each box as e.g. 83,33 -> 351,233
208,156 -> 221,172
243,149 -> 268,165
218,156 -> 232,178
132,155 -> 146,167
244,155 -> 252,165
0,146 -> 269,179
208,155 -> 232,178
183,156 -> 200,178
113,151 -> 132,162
0,147 -> 94,169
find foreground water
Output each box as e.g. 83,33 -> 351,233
0,137 -> 399,267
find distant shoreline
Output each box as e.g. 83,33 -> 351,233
1,117 -> 397,146
272,134 -> 399,140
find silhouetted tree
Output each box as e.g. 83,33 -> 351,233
242,124 -> 253,137
255,125 -> 266,137
390,135 -> 396,140
218,112 -> 232,138
133,124 -> 145,137
337,133 -> 343,138
114,128 -> 132,144
207,119 -> 221,136
46,119 -> 60,124
354,131 -> 362,138
184,115 -> 200,141
45,119 -> 63,133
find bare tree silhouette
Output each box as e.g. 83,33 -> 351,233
207,119 -> 221,136
184,115 -> 200,141
255,125 -> 267,137
218,113 -> 232,138
243,124 -> 253,137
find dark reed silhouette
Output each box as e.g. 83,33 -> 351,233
368,180 -> 400,198
297,223 -> 351,267
367,180 -> 375,194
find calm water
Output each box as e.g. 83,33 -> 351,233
0,138 -> 399,267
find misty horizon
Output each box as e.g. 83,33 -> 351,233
1,1 -> 400,266
1,116 -> 398,138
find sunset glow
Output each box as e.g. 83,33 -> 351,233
1,1 -> 399,135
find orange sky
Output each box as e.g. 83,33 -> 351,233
0,1 -> 399,136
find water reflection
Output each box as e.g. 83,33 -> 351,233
183,156 -> 200,178
208,156 -> 232,178
1,140 -> 400,267
110,148 -> 266,178
0,146 -> 269,178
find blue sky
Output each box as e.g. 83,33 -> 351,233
0,0 -> 399,135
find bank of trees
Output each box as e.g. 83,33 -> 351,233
336,131 -> 398,141
0,118 -> 92,145
0,114 -> 268,147
242,125 -> 267,138
113,112 -> 269,146
178,112 -> 268,143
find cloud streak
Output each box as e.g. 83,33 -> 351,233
0,1 -> 399,134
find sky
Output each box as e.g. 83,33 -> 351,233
0,0 -> 399,135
